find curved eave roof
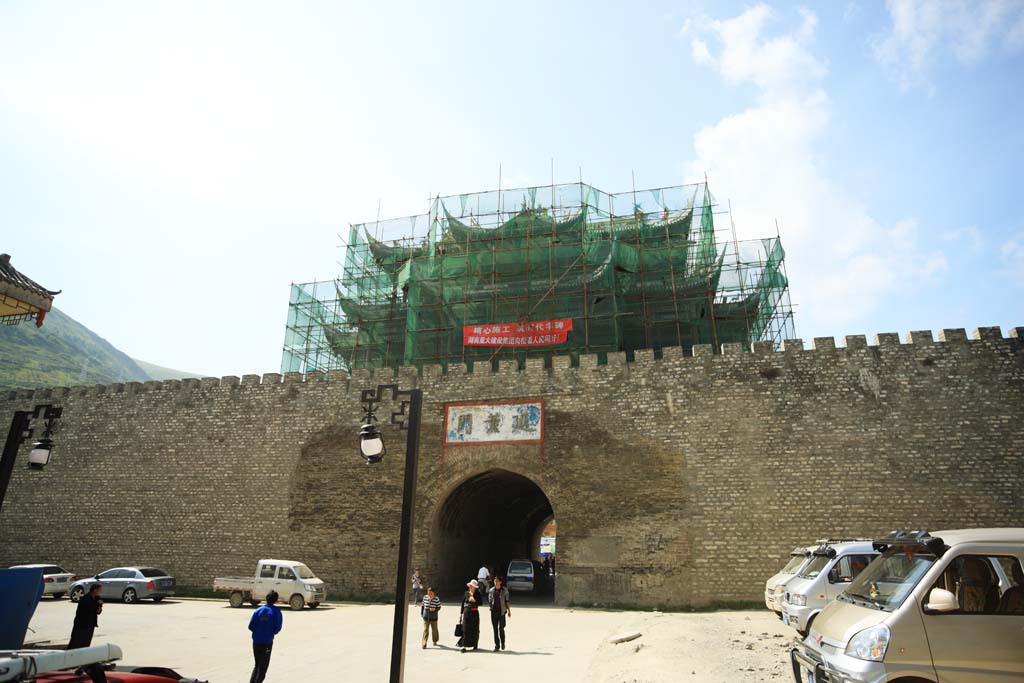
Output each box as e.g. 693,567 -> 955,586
0,253 -> 60,315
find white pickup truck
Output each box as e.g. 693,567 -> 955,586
213,559 -> 326,611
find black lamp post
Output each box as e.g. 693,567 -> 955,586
359,384 -> 423,683
0,404 -> 62,513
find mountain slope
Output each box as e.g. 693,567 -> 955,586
0,307 -> 191,391
132,358 -> 197,381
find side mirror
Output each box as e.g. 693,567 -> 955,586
827,568 -> 839,584
925,587 -> 958,613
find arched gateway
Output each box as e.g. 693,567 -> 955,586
428,469 -> 555,600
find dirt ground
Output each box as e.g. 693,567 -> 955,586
25,597 -> 796,682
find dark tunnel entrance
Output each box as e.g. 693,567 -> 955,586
431,469 -> 555,602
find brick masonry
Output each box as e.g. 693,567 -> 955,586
1,326 -> 1022,608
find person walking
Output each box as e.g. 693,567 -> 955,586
487,576 -> 511,651
411,569 -> 424,605
476,563 -> 490,593
247,590 -> 283,683
421,586 -> 441,648
459,579 -> 481,652
68,583 -> 106,683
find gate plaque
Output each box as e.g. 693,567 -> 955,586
443,400 -> 545,445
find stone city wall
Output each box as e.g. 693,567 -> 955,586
1,326 -> 1022,608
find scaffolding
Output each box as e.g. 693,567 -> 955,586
282,181 -> 794,374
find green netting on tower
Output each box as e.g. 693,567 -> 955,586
282,181 -> 794,374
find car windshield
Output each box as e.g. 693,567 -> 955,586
294,564 -> 316,579
798,555 -> 831,578
781,555 -> 807,573
840,549 -> 937,611
509,561 -> 532,574
44,566 -> 66,575
139,568 -> 168,578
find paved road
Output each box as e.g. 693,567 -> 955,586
26,597 -> 792,682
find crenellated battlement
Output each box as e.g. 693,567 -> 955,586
3,325 -> 1022,404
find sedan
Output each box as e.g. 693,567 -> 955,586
9,564 -> 78,598
69,567 -> 176,604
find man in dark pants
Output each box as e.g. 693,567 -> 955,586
68,584 -> 106,683
247,590 -> 283,683
487,576 -> 511,651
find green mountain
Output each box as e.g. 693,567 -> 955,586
131,358 -> 197,381
0,307 -> 195,391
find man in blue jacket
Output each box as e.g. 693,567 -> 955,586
247,590 -> 283,683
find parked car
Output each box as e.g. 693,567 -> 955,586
506,559 -> 535,592
779,539 -> 878,636
68,567 -> 175,604
213,559 -> 326,611
8,564 -> 77,599
792,528 -> 1024,683
764,546 -> 815,617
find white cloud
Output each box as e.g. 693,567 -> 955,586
687,4 -> 948,330
941,225 -> 986,253
1002,234 -> 1024,271
873,0 -> 1024,91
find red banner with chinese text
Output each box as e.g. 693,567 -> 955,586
463,319 -> 573,347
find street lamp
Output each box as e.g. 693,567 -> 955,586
0,404 -> 62,513
359,384 -> 423,683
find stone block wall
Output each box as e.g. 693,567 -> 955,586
1,326 -> 1022,608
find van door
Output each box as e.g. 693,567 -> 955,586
826,554 -> 876,600
256,562 -> 277,600
922,554 -> 1024,682
277,565 -> 300,599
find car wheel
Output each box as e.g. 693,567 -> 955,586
69,586 -> 85,603
122,587 -> 138,604
309,602 -> 319,609
249,599 -> 261,607
152,596 -> 164,603
53,593 -> 65,599
289,594 -> 304,611
229,591 -> 245,608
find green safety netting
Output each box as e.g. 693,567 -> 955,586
282,182 -> 793,373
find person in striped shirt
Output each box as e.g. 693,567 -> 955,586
421,587 -> 442,648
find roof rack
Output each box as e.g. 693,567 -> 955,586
872,530 -> 947,555
0,644 -> 122,682
810,537 -> 873,558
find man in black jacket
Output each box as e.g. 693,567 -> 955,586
68,584 -> 106,683
69,584 -> 103,648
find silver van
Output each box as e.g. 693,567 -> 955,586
780,540 -> 878,636
791,529 -> 1023,683
766,546 -> 816,617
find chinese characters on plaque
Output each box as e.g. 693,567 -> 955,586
444,401 -> 544,444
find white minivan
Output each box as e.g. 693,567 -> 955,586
792,529 -> 1023,683
766,546 -> 815,617
780,540 -> 878,636
506,559 -> 535,592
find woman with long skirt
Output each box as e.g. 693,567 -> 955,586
460,579 -> 482,652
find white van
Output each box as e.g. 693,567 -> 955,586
506,559 -> 534,592
780,540 -> 878,636
766,546 -> 816,617
792,529 -> 1023,683
213,559 -> 326,610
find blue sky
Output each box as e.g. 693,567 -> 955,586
2,1 -> 1022,377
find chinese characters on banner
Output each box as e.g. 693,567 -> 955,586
462,319 -> 573,347
444,401 -> 544,444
